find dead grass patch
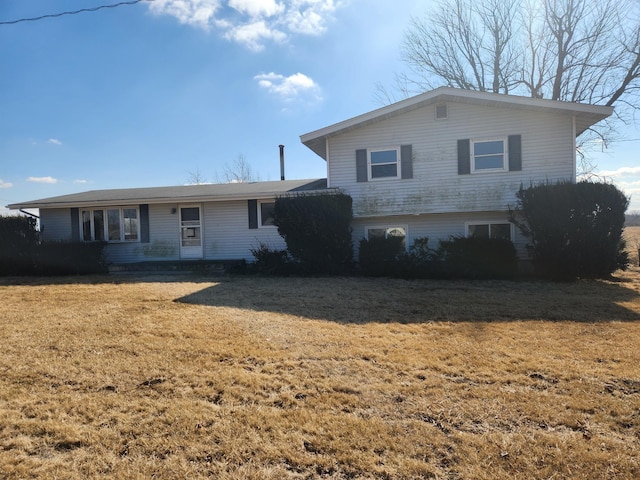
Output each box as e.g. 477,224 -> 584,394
1,269 -> 639,479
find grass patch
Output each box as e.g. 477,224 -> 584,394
1,270 -> 639,479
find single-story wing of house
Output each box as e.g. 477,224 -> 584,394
7,179 -> 329,264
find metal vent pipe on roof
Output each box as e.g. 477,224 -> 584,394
279,144 -> 285,181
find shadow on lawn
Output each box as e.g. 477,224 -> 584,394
175,273 -> 640,323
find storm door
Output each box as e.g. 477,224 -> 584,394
179,205 -> 203,259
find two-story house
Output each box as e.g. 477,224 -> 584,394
301,87 -> 612,257
7,87 -> 612,266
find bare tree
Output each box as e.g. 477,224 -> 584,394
380,0 -> 640,161
186,168 -> 208,185
218,154 -> 260,183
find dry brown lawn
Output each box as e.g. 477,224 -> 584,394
625,226 -> 640,266
1,268 -> 639,479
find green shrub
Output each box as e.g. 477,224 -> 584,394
250,243 -> 293,275
274,193 -> 354,274
0,215 -> 39,275
33,241 -> 108,275
1,215 -> 108,276
358,235 -> 405,276
400,237 -> 445,278
510,181 -> 628,280
438,236 -> 518,279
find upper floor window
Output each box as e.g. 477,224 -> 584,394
369,147 -> 400,180
466,222 -> 513,241
258,201 -> 276,227
82,207 -> 139,242
471,138 -> 507,172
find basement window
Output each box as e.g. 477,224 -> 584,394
466,222 -> 513,241
365,225 -> 407,248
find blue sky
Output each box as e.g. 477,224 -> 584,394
1,0 -> 639,215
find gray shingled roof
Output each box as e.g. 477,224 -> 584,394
8,178 -> 329,209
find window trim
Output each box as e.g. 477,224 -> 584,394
465,221 -> 514,241
257,200 -> 276,228
80,206 -> 140,243
470,137 -> 508,173
367,147 -> 401,181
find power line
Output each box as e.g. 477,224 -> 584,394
0,0 -> 153,25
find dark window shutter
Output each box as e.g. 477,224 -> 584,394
356,149 -> 368,182
508,134 -> 522,171
400,144 -> 413,179
70,208 -> 79,241
140,204 -> 150,243
248,200 -> 258,229
457,139 -> 470,175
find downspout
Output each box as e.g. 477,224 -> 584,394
325,137 -> 331,188
279,144 -> 285,181
20,209 -> 39,219
572,115 -> 577,183
20,209 -> 42,241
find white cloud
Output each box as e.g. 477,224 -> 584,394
149,0 -> 221,29
255,72 -> 322,102
0,179 -> 13,189
598,165 -> 640,177
224,21 -> 286,51
285,0 -> 337,35
27,176 -> 58,184
47,138 -> 62,145
74,179 -> 88,184
229,0 -> 284,17
148,0 -> 342,50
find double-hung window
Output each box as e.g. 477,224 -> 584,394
471,138 -> 507,172
81,207 -> 139,242
369,147 -> 400,180
466,222 -> 513,241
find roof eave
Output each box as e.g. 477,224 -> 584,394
7,187 -> 336,210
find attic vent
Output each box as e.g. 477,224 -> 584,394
435,103 -> 448,120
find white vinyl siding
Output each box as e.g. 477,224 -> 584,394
40,209 -> 73,241
202,200 -> 286,260
327,100 -> 575,218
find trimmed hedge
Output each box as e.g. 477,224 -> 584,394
358,235 -> 516,279
358,235 -> 406,277
438,236 -> 518,279
510,181 -> 628,279
274,193 -> 354,274
0,215 -> 107,276
0,216 -> 39,275
34,242 -> 108,275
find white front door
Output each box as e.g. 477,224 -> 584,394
179,204 -> 203,259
